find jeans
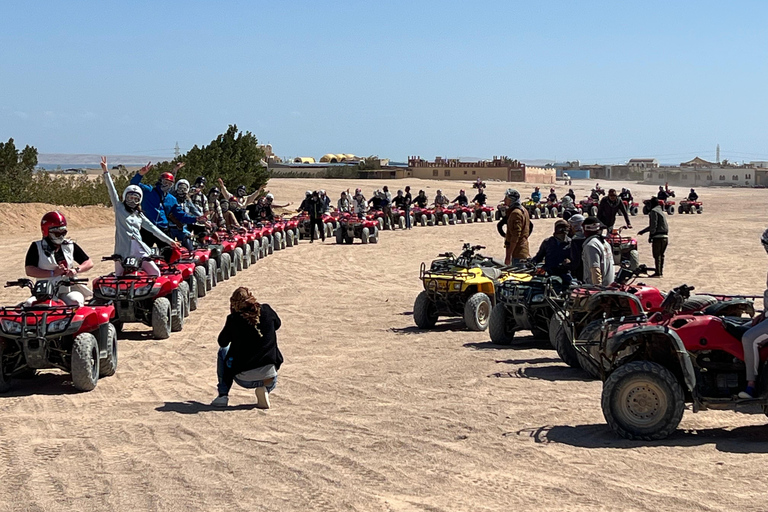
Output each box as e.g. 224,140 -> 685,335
217,346 -> 278,396
404,206 -> 412,229
651,237 -> 668,275
309,218 -> 325,241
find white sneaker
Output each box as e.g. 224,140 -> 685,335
211,395 -> 229,407
255,387 -> 271,409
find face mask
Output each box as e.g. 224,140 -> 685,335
160,183 -> 173,193
177,185 -> 189,196
221,202 -> 229,213
48,229 -> 67,245
124,194 -> 141,209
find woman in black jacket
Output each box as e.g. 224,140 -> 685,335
212,287 -> 283,408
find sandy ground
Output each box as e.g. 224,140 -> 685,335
1,177 -> 768,512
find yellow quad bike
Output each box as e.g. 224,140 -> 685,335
413,244 -> 527,331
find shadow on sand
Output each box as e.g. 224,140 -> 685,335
0,372 -> 80,397
155,400 -> 261,414
514,423 -> 768,454
463,337 -> 552,351
390,319 -> 467,334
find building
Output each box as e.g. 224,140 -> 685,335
628,158 -> 659,169
407,156 -> 555,183
642,156 -> 757,187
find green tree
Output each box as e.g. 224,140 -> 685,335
0,138 -> 37,202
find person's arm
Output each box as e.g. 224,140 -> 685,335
532,239 -> 547,264
170,161 -> 185,177
217,179 -> 232,200
102,166 -> 121,210
139,214 -> 177,246
269,305 -> 282,331
217,316 -> 234,347
187,201 -> 202,218
169,200 -> 201,225
619,201 -> 631,227
583,243 -> 602,284
70,243 -> 93,275
244,188 -> 262,206
505,212 -> 522,253
24,242 -> 65,278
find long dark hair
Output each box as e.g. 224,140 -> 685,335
230,287 -> 262,333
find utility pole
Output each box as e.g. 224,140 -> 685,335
174,142 -> 181,159
716,144 -> 720,164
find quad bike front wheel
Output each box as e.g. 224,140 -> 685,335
361,227 -> 370,244
420,214 -> 427,227
413,291 -> 438,329
370,227 -> 379,244
242,244 -> 251,269
206,259 -> 217,290
601,360 -> 685,441
488,304 -> 517,345
186,277 -> 198,312
464,293 -> 492,331
666,205 -> 675,215
194,265 -> 207,298
99,323 -> 118,378
152,297 -> 172,340
335,227 -> 344,244
551,313 -> 581,369
71,332 -> 100,392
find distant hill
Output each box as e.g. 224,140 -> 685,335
38,153 -> 172,165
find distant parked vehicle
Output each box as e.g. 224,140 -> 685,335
62,168 -> 85,174
111,164 -> 126,171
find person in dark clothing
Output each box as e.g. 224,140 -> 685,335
298,191 -> 313,213
688,188 -> 698,201
368,191 -> 384,211
619,188 -> 633,203
413,190 -> 428,208
547,188 -> 558,203
472,188 -> 487,205
532,219 -> 572,284
402,186 -> 413,229
638,197 -> 669,277
567,214 -> 586,282
597,188 -> 632,232
308,191 -> 326,242
212,287 -> 283,409
657,186 -> 669,201
566,189 -> 576,202
453,190 -> 469,206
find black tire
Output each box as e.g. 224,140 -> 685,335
553,315 -> 582,369
152,297 -> 172,339
601,360 -> 685,441
187,277 -> 198,312
171,285 -> 187,332
233,247 -> 244,272
206,259 -> 217,290
681,295 -> 718,312
194,265 -> 207,298
488,304 -> 516,345
242,244 -> 251,269
667,205 -> 675,215
99,323 -> 118,377
71,332 -> 99,391
15,367 -> 37,379
335,227 -> 344,244
576,320 -> 603,379
361,227 -> 370,244
642,205 -> 649,215
113,320 -> 124,334
273,232 -> 282,251
220,253 -> 232,281
286,230 -> 294,248
548,312 -> 563,350
0,344 -> 10,393
464,293 -> 492,331
413,291 -> 439,329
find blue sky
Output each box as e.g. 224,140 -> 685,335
1,0 -> 766,164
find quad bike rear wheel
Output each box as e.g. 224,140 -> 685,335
575,320 -> 603,379
235,247 -> 244,271
286,230 -> 294,248
420,214 -> 427,227
601,360 -> 684,441
666,205 -> 675,215
488,304 -> 516,345
152,297 -> 172,340
361,227 -> 370,244
461,212 -> 468,224
99,323 -> 118,378
370,227 -> 379,244
631,206 -> 639,215
590,206 -> 598,217
335,227 -> 344,244
552,314 -> 581,369
481,211 -> 488,222
261,238 -> 269,258
71,332 -> 100,392
273,232 -> 283,252
268,235 -> 275,254
242,244 -> 251,269
194,265 -> 207,298
206,259 -> 217,290
442,213 -> 449,225
171,285 -> 187,332
399,216 -> 406,229
464,293 -> 492,331
413,291 -> 438,329
533,208 -> 540,219
187,277 -> 198,312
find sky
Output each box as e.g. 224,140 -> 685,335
1,0 -> 767,164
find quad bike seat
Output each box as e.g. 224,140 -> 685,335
722,316 -> 753,340
480,267 -> 503,281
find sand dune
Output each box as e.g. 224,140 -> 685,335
0,178 -> 767,511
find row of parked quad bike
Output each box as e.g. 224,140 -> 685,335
0,221 -> 305,394
494,197 -> 703,221
412,244 -> 763,441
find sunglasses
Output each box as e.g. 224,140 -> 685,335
49,228 -> 68,236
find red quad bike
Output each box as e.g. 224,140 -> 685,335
623,200 -> 640,216
281,215 -> 300,247
335,214 -> 379,244
367,209 -> 388,231
605,227 -> 640,271
0,278 -> 117,392
545,200 -> 562,218
678,200 -> 703,214
214,231 -> 241,279
321,213 -> 339,238
473,203 -> 494,222
550,265 -> 747,377
450,204 -> 473,224
294,213 -> 321,242
156,251 -> 198,315
577,284 -> 763,440
643,198 -> 676,215
579,197 -> 599,217
200,232 -> 231,283
266,220 -> 287,252
180,246 -> 215,299
391,207 -> 408,229
241,226 -> 262,264
495,202 -> 508,221
93,255 -> 188,339
409,206 -> 433,227
433,205 -> 455,226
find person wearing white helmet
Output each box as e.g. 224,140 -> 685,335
337,190 -> 351,213
433,189 -> 449,207
170,179 -> 204,249
101,157 -> 179,276
352,188 -> 367,216
319,189 -> 331,213
738,229 -> 768,399
298,190 -> 313,215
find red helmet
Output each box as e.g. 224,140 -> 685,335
41,211 -> 67,238
159,172 -> 175,183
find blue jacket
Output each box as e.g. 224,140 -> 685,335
130,173 -> 198,229
533,235 -> 571,274
531,191 -> 542,203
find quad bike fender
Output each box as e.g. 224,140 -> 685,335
74,306 -> 114,335
606,325 -> 696,392
586,291 -> 644,318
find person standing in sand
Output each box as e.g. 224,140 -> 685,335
212,287 -> 283,409
499,188 -> 530,266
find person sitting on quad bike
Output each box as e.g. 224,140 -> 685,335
498,188 -> 531,266
251,193 -> 285,224
657,185 -> 669,201
472,187 -> 487,206
472,177 -> 486,189
560,195 -> 577,221
218,179 -> 262,212
352,189 -> 367,216
433,190 -> 450,207
597,188 -> 632,233
547,187 -> 558,203
318,190 -> 331,213
101,157 -> 179,276
594,183 -> 605,195
568,214 -> 586,280
452,189 -> 469,207
637,196 -> 669,277
210,198 -> 240,232
581,216 -> 614,286
170,179 -> 205,249
212,287 -> 283,409
589,188 -> 601,201
24,211 -> 95,307
739,229 -> 768,399
129,162 -> 204,249
228,197 -> 251,228
532,219 -> 573,285
619,187 -> 633,204
688,188 -> 699,202
531,187 -> 542,203
337,191 -> 351,213
393,189 -> 409,210
413,190 -> 428,208
566,188 -> 576,202
190,176 -> 210,217
207,186 -> 223,222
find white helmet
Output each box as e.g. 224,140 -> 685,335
122,184 -> 143,202
175,179 -> 190,192
320,189 -> 326,195
305,190 -> 312,196
266,193 -> 274,200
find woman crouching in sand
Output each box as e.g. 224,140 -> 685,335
212,287 -> 283,408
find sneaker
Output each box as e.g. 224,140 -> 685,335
211,395 -> 229,407
255,387 -> 271,409
739,386 -> 755,399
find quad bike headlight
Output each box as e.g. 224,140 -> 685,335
1,319 -> 22,334
531,293 -> 545,303
99,286 -> 117,297
134,284 -> 153,297
47,318 -> 71,334
451,282 -> 461,291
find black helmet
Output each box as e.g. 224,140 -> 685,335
236,185 -> 247,197
194,176 -> 207,187
208,186 -> 220,197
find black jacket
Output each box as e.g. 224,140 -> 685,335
308,197 -> 324,218
597,197 -> 630,228
413,195 -> 428,208
454,194 -> 468,206
218,305 -> 283,380
472,192 -> 486,205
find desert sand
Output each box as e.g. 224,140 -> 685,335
1,177 -> 767,512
